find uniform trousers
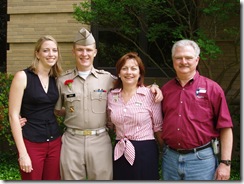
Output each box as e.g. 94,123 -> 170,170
20,137 -> 61,180
162,146 -> 217,180
113,139 -> 159,180
60,130 -> 113,180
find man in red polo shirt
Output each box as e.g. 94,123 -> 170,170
161,39 -> 233,180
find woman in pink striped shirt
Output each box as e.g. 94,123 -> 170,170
107,52 -> 163,180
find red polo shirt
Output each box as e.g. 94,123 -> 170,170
161,71 -> 233,149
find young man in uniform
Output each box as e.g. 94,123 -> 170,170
55,28 -> 162,180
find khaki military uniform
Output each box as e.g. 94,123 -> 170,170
55,67 -> 115,180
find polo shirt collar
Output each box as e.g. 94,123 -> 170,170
175,71 -> 200,85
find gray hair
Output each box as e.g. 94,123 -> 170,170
171,39 -> 200,58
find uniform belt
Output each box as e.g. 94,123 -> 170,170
168,142 -> 212,154
66,127 -> 107,136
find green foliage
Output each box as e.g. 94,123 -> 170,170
0,72 -> 15,145
230,159 -> 240,180
73,0 -> 240,105
202,0 -> 239,20
98,40 -> 135,67
196,32 -> 222,61
0,151 -> 21,180
73,0 -> 239,79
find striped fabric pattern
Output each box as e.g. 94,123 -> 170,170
107,86 -> 163,165
114,138 -> 135,165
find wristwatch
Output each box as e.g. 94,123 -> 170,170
220,160 -> 231,166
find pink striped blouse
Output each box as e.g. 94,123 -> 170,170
107,86 -> 163,165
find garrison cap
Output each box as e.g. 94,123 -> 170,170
74,28 -> 95,46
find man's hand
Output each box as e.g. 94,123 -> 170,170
214,163 -> 231,180
19,116 -> 27,127
215,128 -> 232,180
150,84 -> 163,102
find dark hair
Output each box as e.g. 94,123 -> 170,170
113,52 -> 145,89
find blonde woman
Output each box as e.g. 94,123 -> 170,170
9,35 -> 63,180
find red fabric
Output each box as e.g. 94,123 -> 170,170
161,71 -> 233,149
20,137 -> 61,180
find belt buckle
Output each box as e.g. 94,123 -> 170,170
83,130 -> 92,136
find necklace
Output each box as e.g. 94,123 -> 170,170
38,76 -> 49,90
41,80 -> 48,89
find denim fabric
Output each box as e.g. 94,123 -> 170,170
162,146 -> 218,180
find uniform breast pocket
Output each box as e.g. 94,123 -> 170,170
64,94 -> 81,113
91,92 -> 107,113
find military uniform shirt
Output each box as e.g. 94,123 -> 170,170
55,67 -> 115,129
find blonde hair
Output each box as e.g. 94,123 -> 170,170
29,35 -> 63,77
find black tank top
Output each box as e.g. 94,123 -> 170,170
21,68 -> 61,142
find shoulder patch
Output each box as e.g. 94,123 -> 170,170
111,74 -> 117,80
96,69 -> 110,74
95,69 -> 117,79
61,69 -> 73,76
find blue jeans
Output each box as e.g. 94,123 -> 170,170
162,146 -> 218,180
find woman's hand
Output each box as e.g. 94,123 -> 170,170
18,154 -> 33,173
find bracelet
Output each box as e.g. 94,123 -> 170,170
18,154 -> 28,161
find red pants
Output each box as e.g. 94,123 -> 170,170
20,137 -> 61,180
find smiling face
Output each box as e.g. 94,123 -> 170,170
119,58 -> 140,87
72,43 -> 97,71
35,40 -> 58,68
172,45 -> 199,79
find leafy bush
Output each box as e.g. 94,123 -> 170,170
0,151 -> 20,180
0,72 -> 14,145
230,159 -> 240,180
